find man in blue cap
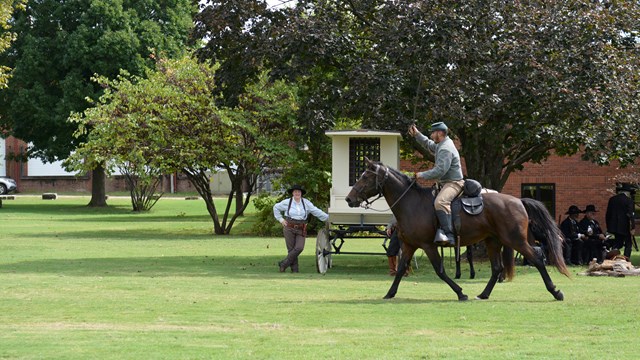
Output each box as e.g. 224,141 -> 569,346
409,121 -> 464,246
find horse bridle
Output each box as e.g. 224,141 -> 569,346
359,164 -> 415,211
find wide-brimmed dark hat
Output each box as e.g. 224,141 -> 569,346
616,183 -> 637,193
565,205 -> 582,215
583,204 -> 598,213
287,184 -> 306,195
429,121 -> 448,133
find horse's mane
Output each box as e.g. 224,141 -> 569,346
373,161 -> 432,197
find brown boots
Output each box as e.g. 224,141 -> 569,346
387,256 -> 409,276
388,256 -> 397,276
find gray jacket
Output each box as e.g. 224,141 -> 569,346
414,133 -> 463,182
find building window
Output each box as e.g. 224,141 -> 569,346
349,138 -> 380,186
521,183 -> 556,218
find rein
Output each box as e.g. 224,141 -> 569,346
361,164 -> 416,212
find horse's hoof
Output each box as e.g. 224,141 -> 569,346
475,295 -> 489,300
458,295 -> 468,301
383,294 -> 395,300
554,290 -> 564,301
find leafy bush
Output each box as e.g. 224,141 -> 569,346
251,193 -> 282,236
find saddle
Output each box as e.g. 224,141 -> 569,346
443,179 -> 485,236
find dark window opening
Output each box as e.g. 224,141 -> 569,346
521,183 -> 556,218
349,138 -> 380,186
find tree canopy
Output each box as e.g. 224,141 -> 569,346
0,0 -> 26,89
265,0 -> 640,189
193,0 -> 335,210
0,0 -> 196,161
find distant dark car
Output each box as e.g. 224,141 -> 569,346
0,176 -> 17,195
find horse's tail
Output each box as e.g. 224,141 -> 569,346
501,246 -> 515,281
520,198 -> 571,278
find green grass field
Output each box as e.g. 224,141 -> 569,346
1,196 -> 639,359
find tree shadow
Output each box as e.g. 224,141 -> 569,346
0,254 -> 497,285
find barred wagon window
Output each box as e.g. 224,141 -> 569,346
349,138 -> 380,186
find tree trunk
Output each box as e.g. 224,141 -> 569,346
235,178 -> 245,216
87,163 -> 107,207
185,169 -> 224,235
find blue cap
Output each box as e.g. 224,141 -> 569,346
429,121 -> 448,133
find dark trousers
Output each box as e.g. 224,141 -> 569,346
571,240 -> 583,265
386,230 -> 402,257
582,237 -> 604,264
610,232 -> 633,258
283,226 -> 305,271
563,239 -> 584,265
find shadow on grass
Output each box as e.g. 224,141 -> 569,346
0,254 -> 495,284
4,202 -> 134,216
20,228 -> 216,241
5,202 -> 214,223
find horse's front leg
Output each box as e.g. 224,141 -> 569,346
383,246 -> 416,299
476,240 -> 503,300
423,245 -> 468,301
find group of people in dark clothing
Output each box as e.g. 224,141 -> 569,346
560,184 -> 636,266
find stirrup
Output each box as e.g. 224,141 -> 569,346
434,229 -> 455,247
435,239 -> 456,247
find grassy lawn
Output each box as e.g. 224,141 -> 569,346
1,196 -> 639,359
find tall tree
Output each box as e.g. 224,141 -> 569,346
269,0 -> 640,190
0,0 -> 195,205
193,1 -> 334,209
68,56 -> 299,234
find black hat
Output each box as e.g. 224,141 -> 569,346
565,205 -> 582,215
429,121 -> 448,133
287,184 -> 306,196
616,183 -> 636,193
583,204 -> 598,213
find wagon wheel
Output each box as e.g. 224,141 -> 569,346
316,227 -> 332,274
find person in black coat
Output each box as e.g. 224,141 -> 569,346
560,205 -> 586,265
606,184 -> 636,258
579,204 -> 606,264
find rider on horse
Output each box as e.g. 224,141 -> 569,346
408,121 -> 464,246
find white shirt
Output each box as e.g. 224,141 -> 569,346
273,197 -> 329,222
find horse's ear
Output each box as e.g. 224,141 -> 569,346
364,157 -> 372,166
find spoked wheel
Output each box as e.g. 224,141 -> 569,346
316,227 -> 332,274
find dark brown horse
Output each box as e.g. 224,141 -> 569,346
345,159 -> 570,301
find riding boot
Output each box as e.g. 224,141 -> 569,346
387,256 -> 397,276
435,210 -> 456,246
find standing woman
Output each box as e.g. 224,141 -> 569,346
273,184 -> 329,272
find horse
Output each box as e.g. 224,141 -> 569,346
345,158 -> 570,301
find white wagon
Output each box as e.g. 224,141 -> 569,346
316,130 -> 402,273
